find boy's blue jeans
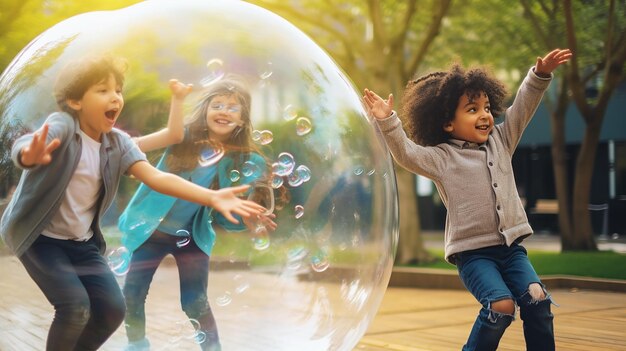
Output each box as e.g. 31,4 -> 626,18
455,243 -> 555,351
123,230 -> 219,351
20,235 -> 126,351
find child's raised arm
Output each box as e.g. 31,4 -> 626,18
18,123 -> 61,167
134,79 -> 192,152
128,160 -> 265,223
535,49 -> 572,76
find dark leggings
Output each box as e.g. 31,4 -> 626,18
123,230 -> 218,350
19,235 -> 125,351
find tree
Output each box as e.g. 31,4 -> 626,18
0,0 -> 143,72
430,0 -> 626,251
521,0 -> 626,250
519,0 -> 579,250
248,0 -> 453,264
562,0 -> 626,249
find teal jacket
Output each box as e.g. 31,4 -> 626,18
0,112 -> 147,257
118,148 -> 265,256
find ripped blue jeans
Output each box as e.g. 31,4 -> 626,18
455,243 -> 555,351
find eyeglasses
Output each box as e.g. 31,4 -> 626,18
209,103 -> 242,113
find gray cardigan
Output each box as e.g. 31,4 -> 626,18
376,68 -> 552,263
0,112 -> 147,257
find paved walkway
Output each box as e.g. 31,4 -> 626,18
1,251 -> 625,351
1,230 -> 624,350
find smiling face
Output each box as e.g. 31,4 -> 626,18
205,94 -> 245,142
66,74 -> 123,141
444,91 -> 494,144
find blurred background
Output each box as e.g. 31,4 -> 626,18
1,0 -> 625,265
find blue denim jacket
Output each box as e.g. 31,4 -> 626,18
118,149 -> 266,256
0,112 -> 147,257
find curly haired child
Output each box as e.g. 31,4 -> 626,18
364,48 -> 572,351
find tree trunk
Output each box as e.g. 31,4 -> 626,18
549,79 -> 574,249
568,124 -> 600,251
394,166 -> 432,264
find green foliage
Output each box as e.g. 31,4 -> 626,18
412,248 -> 626,281
0,0 -> 143,72
427,0 -> 537,88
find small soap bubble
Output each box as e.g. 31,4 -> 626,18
296,116 -> 312,136
287,245 -> 309,261
258,130 -> 274,145
175,229 -> 191,248
200,58 -> 225,87
272,152 -> 295,176
107,247 -> 131,276
241,161 -> 260,177
283,104 -> 298,121
216,292 -> 233,307
295,165 -> 311,182
169,319 -> 201,344
229,169 -> 241,182
252,231 -> 270,251
192,331 -> 207,345
270,174 -> 284,189
198,148 -> 225,167
311,252 -> 330,272
286,247 -> 307,270
251,130 -> 261,142
294,205 -> 304,219
287,171 -> 304,187
235,281 -> 250,294
259,61 -> 273,80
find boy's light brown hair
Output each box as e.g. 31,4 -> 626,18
53,55 -> 127,117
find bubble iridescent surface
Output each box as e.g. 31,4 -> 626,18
0,1 -> 398,350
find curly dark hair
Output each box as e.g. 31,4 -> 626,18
401,64 -> 507,146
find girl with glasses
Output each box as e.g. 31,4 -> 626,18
119,75 -> 277,351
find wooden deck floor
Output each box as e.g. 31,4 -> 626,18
1,255 -> 624,350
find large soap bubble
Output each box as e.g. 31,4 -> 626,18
0,1 -> 398,350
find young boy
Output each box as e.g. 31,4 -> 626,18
363,49 -> 572,351
0,55 -> 265,351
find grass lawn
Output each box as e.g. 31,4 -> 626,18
410,249 -> 626,281
2,229 -> 624,281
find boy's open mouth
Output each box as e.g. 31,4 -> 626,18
105,109 -> 117,120
476,125 -> 490,130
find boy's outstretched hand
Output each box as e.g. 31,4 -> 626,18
363,89 -> 394,120
211,184 -> 267,224
20,123 -> 61,167
535,48 -> 572,76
